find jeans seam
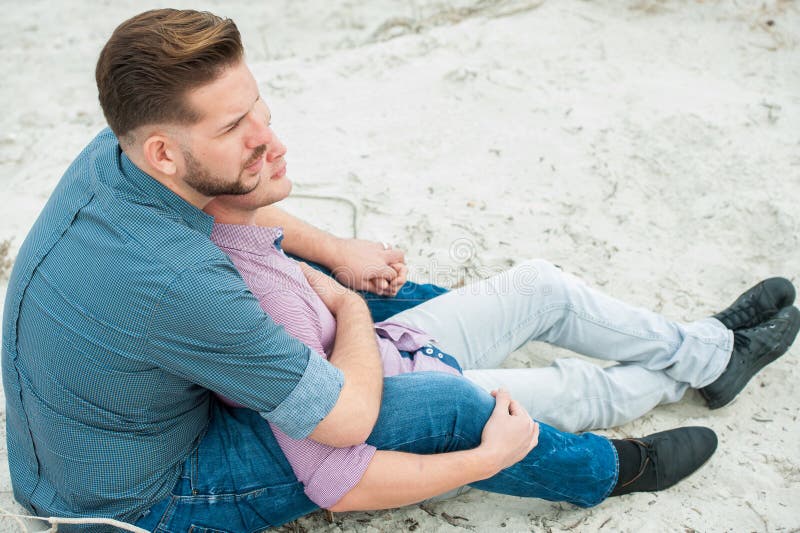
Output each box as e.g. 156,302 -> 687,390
485,460 -> 609,508
153,496 -> 178,532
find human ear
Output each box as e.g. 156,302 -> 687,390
142,134 -> 179,177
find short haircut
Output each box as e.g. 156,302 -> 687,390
96,9 -> 244,141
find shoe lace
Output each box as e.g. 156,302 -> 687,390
716,304 -> 761,330
620,439 -> 658,488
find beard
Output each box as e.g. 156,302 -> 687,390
182,145 -> 266,197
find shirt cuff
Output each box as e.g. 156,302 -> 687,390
261,353 -> 344,439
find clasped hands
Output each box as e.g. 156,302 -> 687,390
327,238 -> 408,297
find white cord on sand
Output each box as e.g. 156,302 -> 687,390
0,510 -> 149,532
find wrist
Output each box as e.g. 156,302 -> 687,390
470,445 -> 504,480
316,234 -> 345,270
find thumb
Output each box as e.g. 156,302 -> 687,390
492,388 -> 511,414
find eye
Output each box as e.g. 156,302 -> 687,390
227,120 -> 241,133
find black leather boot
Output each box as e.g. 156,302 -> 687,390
701,306 -> 800,409
713,277 -> 795,330
611,426 -> 717,496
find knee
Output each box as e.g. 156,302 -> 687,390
386,373 -> 494,449
445,377 -> 495,438
511,259 -> 567,300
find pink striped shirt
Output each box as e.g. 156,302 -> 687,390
210,223 -> 460,508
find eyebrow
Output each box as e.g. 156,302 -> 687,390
220,95 -> 261,132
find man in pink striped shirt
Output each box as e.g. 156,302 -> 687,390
200,62 -> 798,511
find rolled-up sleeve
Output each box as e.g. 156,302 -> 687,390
146,260 -> 343,438
264,352 -> 343,438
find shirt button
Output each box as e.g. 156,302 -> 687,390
438,354 -> 444,359
425,348 -> 433,355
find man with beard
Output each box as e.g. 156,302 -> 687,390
3,8 -> 796,532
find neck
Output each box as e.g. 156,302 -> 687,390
203,199 -> 259,226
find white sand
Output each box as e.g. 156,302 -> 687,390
1,1 -> 798,531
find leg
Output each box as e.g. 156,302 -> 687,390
389,259 -> 732,387
366,372 -> 617,507
137,373 -> 617,531
139,373 -> 713,529
368,373 -> 713,506
464,362 -> 688,433
135,402 -> 319,532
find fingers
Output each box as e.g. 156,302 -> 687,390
492,388 -> 511,414
383,248 -> 405,264
373,263 -> 400,282
384,263 -> 407,296
368,261 -> 409,296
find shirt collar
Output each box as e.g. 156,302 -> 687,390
210,222 -> 285,256
119,149 -> 215,236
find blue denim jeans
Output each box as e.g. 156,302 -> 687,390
135,373 -> 616,532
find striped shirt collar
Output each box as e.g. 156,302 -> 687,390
210,222 -> 284,256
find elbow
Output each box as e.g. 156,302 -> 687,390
309,411 -> 376,448
328,491 -> 363,512
326,419 -> 375,448
347,419 -> 376,446
327,501 -> 349,513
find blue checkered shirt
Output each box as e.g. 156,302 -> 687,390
1,129 -> 344,522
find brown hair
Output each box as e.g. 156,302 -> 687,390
96,9 -> 243,141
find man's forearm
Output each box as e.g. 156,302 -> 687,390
330,448 -> 498,512
308,294 -> 384,447
255,205 -> 340,268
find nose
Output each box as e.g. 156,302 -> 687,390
244,110 -> 271,150
244,112 -> 286,161
266,133 -> 286,162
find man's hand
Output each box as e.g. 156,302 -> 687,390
254,207 -> 408,296
330,238 -> 407,296
477,389 -> 539,476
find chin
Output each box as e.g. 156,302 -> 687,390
275,175 -> 292,198
262,177 -> 292,207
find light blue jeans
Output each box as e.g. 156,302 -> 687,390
389,259 -> 734,433
135,374 -> 616,532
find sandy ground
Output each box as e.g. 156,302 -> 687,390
1,0 -> 799,531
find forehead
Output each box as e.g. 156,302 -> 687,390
187,61 -> 260,124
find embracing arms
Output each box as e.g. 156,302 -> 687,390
250,205 -> 403,446
306,283 -> 383,447
255,205 -> 407,295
